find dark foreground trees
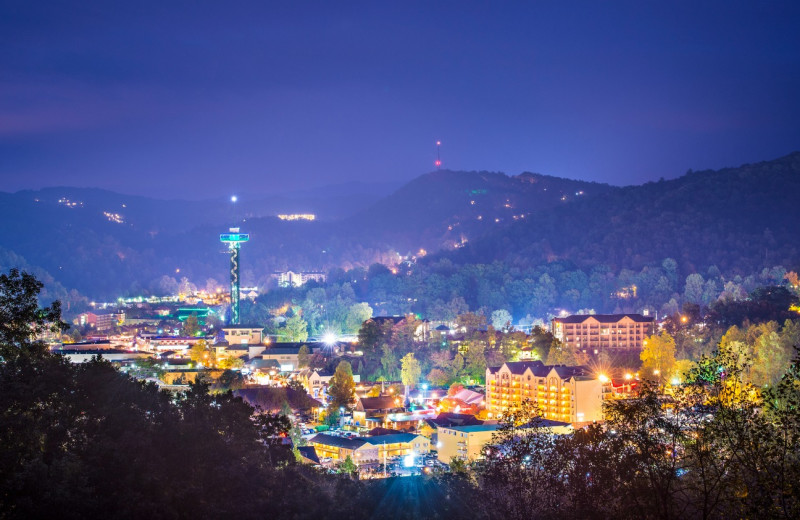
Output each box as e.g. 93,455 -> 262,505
0,271 -> 329,519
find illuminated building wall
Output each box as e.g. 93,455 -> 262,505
551,313 -> 655,352
485,361 -> 609,424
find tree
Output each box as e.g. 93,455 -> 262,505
182,314 -> 201,336
344,302 -> 373,334
545,338 -> 578,366
401,353 -> 421,392
357,319 -> 385,352
327,361 -> 355,410
491,309 -> 513,331
324,406 -> 341,427
379,344 -> 399,380
456,312 -> 487,336
215,368 -> 245,390
280,314 -> 308,342
0,268 -> 66,358
640,331 -> 676,386
187,339 -> 214,366
297,344 -> 310,369
684,273 -> 705,304
464,341 -> 487,383
427,368 -> 450,387
218,356 -> 244,370
338,455 -> 358,476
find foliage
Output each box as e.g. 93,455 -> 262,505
279,313 -> 308,342
338,455 -> 358,475
640,331 -> 677,386
297,344 -> 310,368
400,352 -> 421,390
0,268 -> 67,359
218,355 -> 245,370
187,339 -> 214,366
181,313 -> 200,336
327,361 -> 355,410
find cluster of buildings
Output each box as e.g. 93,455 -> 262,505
55,308 -> 655,476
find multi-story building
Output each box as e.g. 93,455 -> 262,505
551,313 -> 655,352
274,271 -> 327,288
437,424 -> 501,463
96,312 -> 125,331
221,325 -> 263,345
73,312 -> 97,327
485,361 -> 609,424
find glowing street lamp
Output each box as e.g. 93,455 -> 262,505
322,331 -> 338,346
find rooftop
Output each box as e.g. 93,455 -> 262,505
553,313 -> 655,324
362,433 -> 422,445
444,424 -> 502,433
308,433 -> 368,450
221,325 -> 264,330
488,361 -> 590,379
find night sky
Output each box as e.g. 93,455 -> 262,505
1,1 -> 799,199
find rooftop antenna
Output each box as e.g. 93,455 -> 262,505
434,140 -> 442,169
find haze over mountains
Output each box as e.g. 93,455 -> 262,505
0,152 -> 798,306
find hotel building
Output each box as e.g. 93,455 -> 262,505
485,361 -> 609,424
551,313 -> 655,352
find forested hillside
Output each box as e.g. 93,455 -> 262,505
452,152 -> 800,275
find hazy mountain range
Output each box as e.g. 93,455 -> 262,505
0,152 -> 798,304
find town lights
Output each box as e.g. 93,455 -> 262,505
322,331 -> 338,346
598,374 -> 609,383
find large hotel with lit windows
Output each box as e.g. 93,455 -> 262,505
485,361 -> 609,424
551,313 -> 655,352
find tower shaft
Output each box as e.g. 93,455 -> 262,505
220,227 -> 248,326
229,243 -> 241,325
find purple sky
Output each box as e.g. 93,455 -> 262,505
1,1 -> 799,199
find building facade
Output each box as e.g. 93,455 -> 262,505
275,271 -> 327,288
308,433 -> 429,465
221,325 -> 263,345
485,361 -> 609,424
437,424 -> 500,463
551,313 -> 656,352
